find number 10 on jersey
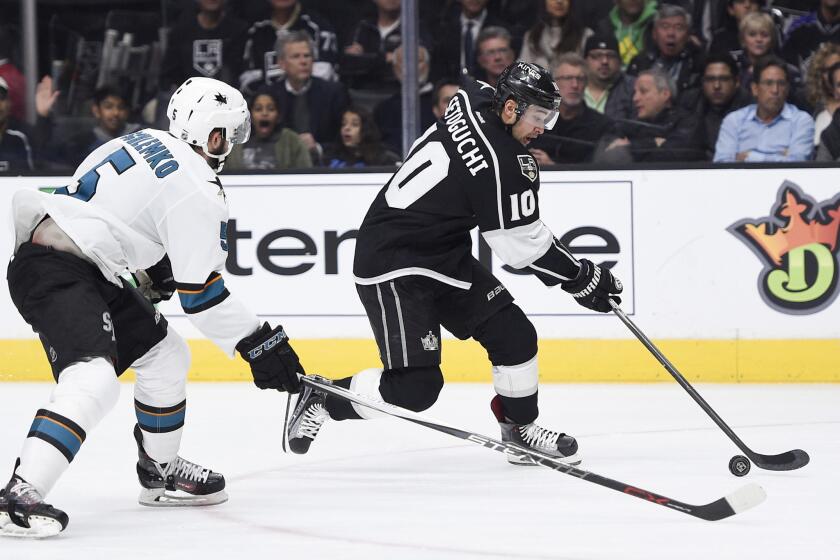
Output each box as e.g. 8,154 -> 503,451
510,190 -> 536,221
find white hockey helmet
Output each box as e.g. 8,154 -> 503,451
167,77 -> 250,164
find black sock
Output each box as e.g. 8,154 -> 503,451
324,377 -> 363,420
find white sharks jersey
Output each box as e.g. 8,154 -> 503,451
10,128 -> 259,355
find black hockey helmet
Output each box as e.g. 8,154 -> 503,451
492,61 -> 562,129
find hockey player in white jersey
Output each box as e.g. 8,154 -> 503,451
286,62 -> 623,465
0,77 -> 304,538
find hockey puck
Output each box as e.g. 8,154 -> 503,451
729,455 -> 751,477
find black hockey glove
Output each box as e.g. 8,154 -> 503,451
132,255 -> 175,304
236,323 -> 303,393
561,259 -> 622,313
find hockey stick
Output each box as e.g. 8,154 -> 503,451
300,375 -> 766,521
609,300 -> 810,471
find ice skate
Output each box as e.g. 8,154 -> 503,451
491,396 -> 581,466
134,425 -> 227,507
0,476 -> 68,538
286,379 -> 331,454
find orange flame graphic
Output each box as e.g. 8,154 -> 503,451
739,188 -> 840,266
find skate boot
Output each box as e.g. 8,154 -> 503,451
134,425 -> 228,507
286,380 -> 330,454
491,396 -> 581,466
0,475 -> 68,538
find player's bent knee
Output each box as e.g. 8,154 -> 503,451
381,366 -> 444,412
158,329 -> 191,377
133,329 -> 190,406
51,357 -> 120,429
474,304 -> 537,366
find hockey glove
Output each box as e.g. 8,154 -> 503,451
236,323 -> 303,393
132,255 -> 176,304
561,259 -> 622,313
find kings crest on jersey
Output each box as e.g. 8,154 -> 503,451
353,78 -> 555,289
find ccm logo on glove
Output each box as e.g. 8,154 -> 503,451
246,328 -> 287,360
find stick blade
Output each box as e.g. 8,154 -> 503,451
751,449 -> 810,471
695,483 -> 767,521
725,483 -> 767,514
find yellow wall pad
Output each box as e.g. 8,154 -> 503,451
1,338 -> 838,383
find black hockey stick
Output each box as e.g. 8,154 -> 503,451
300,375 -> 765,521
609,300 -> 810,471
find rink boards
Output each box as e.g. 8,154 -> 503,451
0,167 -> 838,382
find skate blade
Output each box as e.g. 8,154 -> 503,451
138,488 -> 229,508
0,512 -> 65,538
506,450 -> 582,467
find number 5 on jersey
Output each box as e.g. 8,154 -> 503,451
56,148 -> 137,202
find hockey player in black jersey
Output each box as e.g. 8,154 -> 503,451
287,61 -> 623,465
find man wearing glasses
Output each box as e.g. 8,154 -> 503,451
679,51 -> 751,159
714,56 -> 814,162
475,27 -> 515,87
530,54 -> 614,164
583,33 -> 637,121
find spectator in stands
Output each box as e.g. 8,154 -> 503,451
627,4 -> 705,101
475,27 -> 515,87
321,106 -> 399,168
240,0 -> 338,94
679,51 -> 751,158
161,0 -> 249,91
599,68 -> 704,161
431,78 -> 462,121
816,85 -> 840,161
0,28 -> 25,122
734,12 -> 804,108
47,84 -> 141,170
529,53 -> 614,164
225,89 -> 312,171
714,56 -> 815,162
0,77 -> 33,174
430,0 -> 509,82
494,0 -> 541,44
520,0 -> 594,70
708,0 -> 760,57
806,42 -> 840,143
267,31 -> 349,162
595,0 -> 658,67
575,0 -> 616,31
583,32 -> 637,120
666,0 -> 714,47
782,0 -> 840,77
342,0 -> 429,92
374,45 -> 435,155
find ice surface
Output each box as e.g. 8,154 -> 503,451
0,383 -> 836,560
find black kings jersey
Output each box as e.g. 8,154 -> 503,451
353,79 -> 580,289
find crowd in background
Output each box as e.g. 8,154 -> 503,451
1,0 -> 839,174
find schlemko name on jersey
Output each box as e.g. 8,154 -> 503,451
443,96 -> 489,177
120,131 -> 180,178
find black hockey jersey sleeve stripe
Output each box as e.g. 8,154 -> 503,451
527,237 -> 581,286
177,272 -> 230,314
